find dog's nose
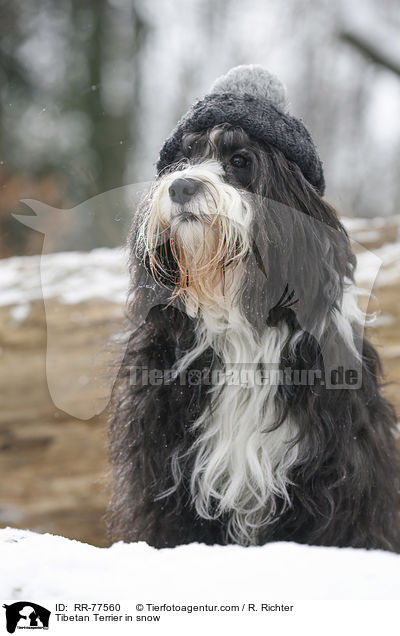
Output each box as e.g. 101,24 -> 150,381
169,178 -> 200,204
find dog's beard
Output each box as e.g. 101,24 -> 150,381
142,161 -> 251,313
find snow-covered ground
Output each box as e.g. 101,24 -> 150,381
1,527 -> 399,601
0,246 -> 128,310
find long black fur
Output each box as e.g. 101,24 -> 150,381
108,125 -> 400,551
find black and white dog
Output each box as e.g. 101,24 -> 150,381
108,66 -> 400,551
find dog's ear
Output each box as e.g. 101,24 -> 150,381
241,193 -> 363,387
241,182 -> 355,340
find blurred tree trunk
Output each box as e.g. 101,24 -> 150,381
0,1 -> 44,257
73,0 -> 148,247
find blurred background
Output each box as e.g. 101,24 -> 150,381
0,0 -> 399,546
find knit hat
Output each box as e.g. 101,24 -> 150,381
157,65 -> 325,196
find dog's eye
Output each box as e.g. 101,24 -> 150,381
230,154 -> 249,169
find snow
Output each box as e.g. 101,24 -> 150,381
9,301 -> 31,323
356,241 -> 400,286
0,527 -> 399,601
0,247 -> 129,318
342,214 -> 400,231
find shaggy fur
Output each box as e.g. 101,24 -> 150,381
108,124 -> 400,551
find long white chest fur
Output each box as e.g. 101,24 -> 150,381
169,306 -> 299,545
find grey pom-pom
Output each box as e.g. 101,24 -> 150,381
209,64 -> 288,112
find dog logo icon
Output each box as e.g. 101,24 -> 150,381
2,602 -> 51,633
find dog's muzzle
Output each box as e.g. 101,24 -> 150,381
142,161 -> 252,306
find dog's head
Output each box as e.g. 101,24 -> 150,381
141,125 -> 256,313
133,67 -> 356,337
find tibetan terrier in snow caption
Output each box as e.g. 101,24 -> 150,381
108,66 -> 400,551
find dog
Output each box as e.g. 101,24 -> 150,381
108,66 -> 400,551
